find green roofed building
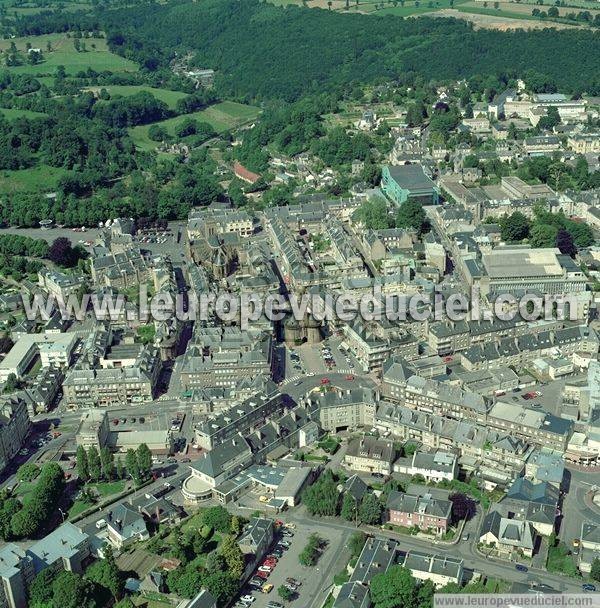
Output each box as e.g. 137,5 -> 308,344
381,164 -> 439,206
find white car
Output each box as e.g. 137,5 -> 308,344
240,596 -> 255,604
258,566 -> 272,573
307,372 -> 315,377
95,519 -> 107,529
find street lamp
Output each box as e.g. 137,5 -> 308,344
58,507 -> 66,523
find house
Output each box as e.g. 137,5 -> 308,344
184,589 -> 218,608
344,475 -> 370,503
350,537 -> 398,584
106,503 -> 149,549
579,522 -> 600,574
233,161 -> 261,185
402,551 -> 464,588
386,491 -> 451,535
333,581 -> 370,608
345,436 -> 395,475
238,517 -> 274,560
393,450 -> 458,483
479,511 -> 536,558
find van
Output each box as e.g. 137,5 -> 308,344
96,519 -> 107,529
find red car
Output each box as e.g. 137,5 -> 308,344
321,378 -> 330,385
443,356 -> 453,362
345,374 -> 354,381
256,571 -> 270,579
263,560 -> 277,568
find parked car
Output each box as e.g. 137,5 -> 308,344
240,596 -> 255,604
262,584 -> 274,594
582,584 -> 596,592
256,571 -> 270,580
515,564 -> 528,572
258,566 -> 272,573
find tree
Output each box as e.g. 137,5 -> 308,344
48,237 -> 78,267
100,447 -> 114,480
125,448 -> 141,483
136,443 -> 153,480
359,493 -> 383,525
395,199 -> 428,234
302,471 -> 340,516
278,585 -> 295,601
349,531 -> 367,558
299,533 -> 324,566
530,223 -> 558,248
341,493 -> 359,523
87,446 -> 101,482
86,544 -> 124,599
370,565 -> 417,608
3,373 -> 18,394
500,211 -> 530,242
203,571 -> 238,605
219,534 -> 245,578
556,227 -> 576,257
230,515 -> 241,535
16,462 -> 39,482
591,557 -> 600,582
52,571 -> 98,608
115,456 -> 124,480
202,506 -> 232,533
205,551 -> 227,574
352,197 -> 391,229
29,569 -> 55,606
448,493 -> 477,525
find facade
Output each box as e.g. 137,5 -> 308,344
393,450 -> 458,483
386,490 -> 451,535
381,165 -> 439,206
0,396 -> 31,474
402,551 -> 464,587
345,436 -> 395,475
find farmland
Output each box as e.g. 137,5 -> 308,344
129,101 -> 260,151
83,85 -> 189,110
0,33 -> 138,76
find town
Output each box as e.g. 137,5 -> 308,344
0,8 -> 600,608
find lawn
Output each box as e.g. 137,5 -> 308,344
0,165 -> 68,194
84,85 -> 188,110
0,33 -> 138,76
547,542 -> 580,577
88,480 -> 126,497
0,107 -> 47,120
375,0 -> 468,16
68,499 -> 93,518
129,101 -> 260,151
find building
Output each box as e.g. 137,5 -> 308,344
386,490 -> 452,535
186,435 -> 253,489
194,391 -> 288,450
75,409 -> 111,450
380,165 -> 439,206
63,345 -> 161,408
238,517 -> 274,559
479,511 -> 536,558
579,522 -> 600,575
308,387 -> 377,433
106,503 -> 150,549
187,207 -> 253,239
350,537 -> 398,584
345,436 -> 395,475
0,333 -> 77,382
0,545 -> 33,608
478,247 -> 587,299
180,328 -> 272,392
393,450 -> 458,483
274,467 -> 314,507
38,269 -> 84,300
402,551 -> 464,587
0,395 -> 31,474
333,581 -> 370,608
185,589 -> 218,608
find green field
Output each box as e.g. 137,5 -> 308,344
85,85 -> 188,110
0,107 -> 47,120
0,33 -> 138,76
0,164 -> 67,194
129,100 -> 260,151
369,0 -> 467,15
